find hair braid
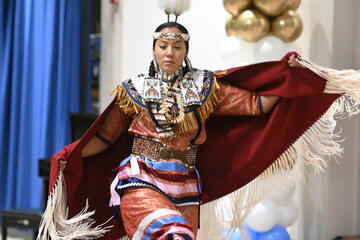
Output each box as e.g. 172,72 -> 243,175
149,60 -> 156,77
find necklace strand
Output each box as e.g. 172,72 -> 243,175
159,75 -> 185,125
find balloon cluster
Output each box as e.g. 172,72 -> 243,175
220,35 -> 301,67
245,174 -> 298,234
224,0 -> 302,42
222,175 -> 297,240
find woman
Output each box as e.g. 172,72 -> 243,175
61,22 -> 278,239
39,21 -> 360,240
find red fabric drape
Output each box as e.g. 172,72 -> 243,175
48,52 -> 340,239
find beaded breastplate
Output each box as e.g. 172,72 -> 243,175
113,69 -> 218,138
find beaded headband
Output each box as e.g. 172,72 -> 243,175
153,32 -> 190,41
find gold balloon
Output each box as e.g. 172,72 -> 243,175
223,0 -> 252,16
272,10 -> 303,42
287,0 -> 301,10
226,16 -> 238,36
235,9 -> 270,42
254,0 -> 288,16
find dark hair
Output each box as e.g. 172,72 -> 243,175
149,22 -> 190,77
152,22 -> 189,52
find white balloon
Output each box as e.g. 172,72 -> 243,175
277,198 -> 299,227
237,37 -> 255,63
245,200 -> 279,232
253,35 -> 286,63
220,36 -> 243,65
220,36 -> 255,67
268,175 -> 296,203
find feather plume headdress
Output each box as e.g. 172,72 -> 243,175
157,0 -> 191,22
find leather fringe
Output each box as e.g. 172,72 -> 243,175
111,85 -> 141,117
111,78 -> 220,134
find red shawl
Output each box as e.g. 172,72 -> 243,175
47,52 -> 342,239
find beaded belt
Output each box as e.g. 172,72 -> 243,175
131,136 -> 197,167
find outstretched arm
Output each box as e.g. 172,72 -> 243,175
81,136 -> 109,157
60,103 -> 129,171
213,57 -> 301,116
59,136 -> 108,171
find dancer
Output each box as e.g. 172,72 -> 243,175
38,2 -> 360,240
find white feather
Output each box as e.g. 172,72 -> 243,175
157,0 -> 191,16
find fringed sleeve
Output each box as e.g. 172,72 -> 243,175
111,83 -> 145,118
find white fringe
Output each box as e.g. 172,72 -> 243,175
157,0 -> 191,16
197,57 -> 360,240
294,55 -> 360,116
37,171 -> 111,240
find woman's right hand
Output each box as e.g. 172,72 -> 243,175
59,159 -> 67,171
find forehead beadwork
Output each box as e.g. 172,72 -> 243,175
153,32 -> 190,41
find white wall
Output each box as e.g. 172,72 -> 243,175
326,0 -> 360,237
289,1 -> 334,239
100,1 -> 360,239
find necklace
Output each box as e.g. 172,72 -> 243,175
160,76 -> 185,124
158,70 -> 186,125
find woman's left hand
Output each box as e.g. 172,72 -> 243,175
288,56 -> 302,67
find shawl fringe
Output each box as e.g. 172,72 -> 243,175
197,58 -> 360,240
37,172 -> 111,240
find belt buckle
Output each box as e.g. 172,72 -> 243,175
159,147 -> 174,160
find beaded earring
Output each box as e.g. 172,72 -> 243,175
184,56 -> 192,72
153,56 -> 159,74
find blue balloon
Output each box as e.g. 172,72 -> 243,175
222,226 -> 259,240
257,225 -> 290,240
222,228 -> 243,240
244,225 -> 259,240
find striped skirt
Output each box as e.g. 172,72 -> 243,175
109,154 -> 201,239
